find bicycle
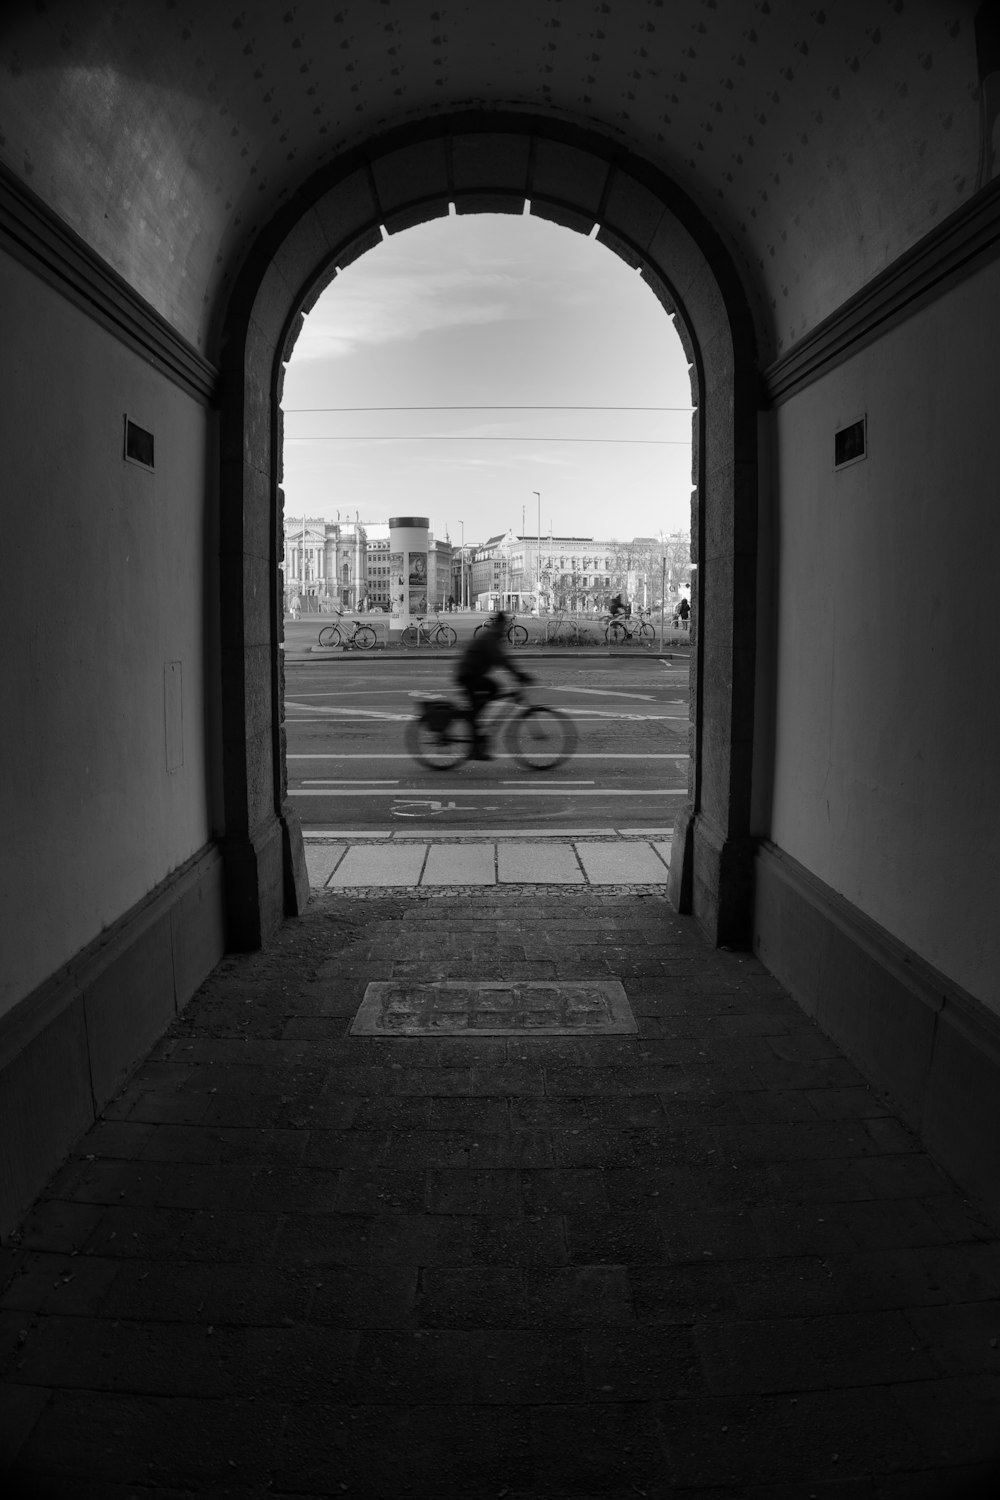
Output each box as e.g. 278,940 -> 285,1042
405,680 -> 579,771
600,606 -> 656,648
473,612 -> 528,647
317,614 -> 378,650
399,614 -> 458,648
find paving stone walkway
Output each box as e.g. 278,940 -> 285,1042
2,889 -> 1000,1498
305,836 -> 672,889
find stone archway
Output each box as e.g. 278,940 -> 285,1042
218,113 -> 759,949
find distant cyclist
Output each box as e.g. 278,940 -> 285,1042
455,611 -> 531,761
609,591 -> 631,620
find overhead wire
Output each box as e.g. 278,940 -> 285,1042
283,403 -> 694,412
282,403 -> 694,444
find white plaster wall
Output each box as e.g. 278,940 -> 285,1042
769,259 -> 1000,1010
0,251 -> 220,1019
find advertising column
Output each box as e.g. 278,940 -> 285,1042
387,516 -> 430,641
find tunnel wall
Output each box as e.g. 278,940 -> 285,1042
0,183 -> 227,1237
754,187 -> 1000,1219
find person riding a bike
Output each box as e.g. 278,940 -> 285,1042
455,611 -> 531,761
609,591 -> 631,620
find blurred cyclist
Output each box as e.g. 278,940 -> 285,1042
455,611 -> 531,761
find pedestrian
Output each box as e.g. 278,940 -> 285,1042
678,596 -> 690,629
454,611 -> 532,761
289,592 -> 301,621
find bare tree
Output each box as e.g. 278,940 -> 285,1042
602,535 -> 690,608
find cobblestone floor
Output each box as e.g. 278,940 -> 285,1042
2,889 -> 999,1498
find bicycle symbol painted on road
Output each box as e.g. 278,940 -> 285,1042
391,799 -> 488,818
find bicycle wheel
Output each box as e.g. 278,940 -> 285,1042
473,622 -> 489,640
318,624 -> 341,647
353,624 -> 377,650
508,624 -> 528,647
399,625 -> 419,648
436,624 -> 458,647
404,705 -> 472,770
605,620 -> 628,645
506,705 -> 578,771
636,621 -> 655,649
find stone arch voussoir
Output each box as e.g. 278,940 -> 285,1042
218,113 -> 760,949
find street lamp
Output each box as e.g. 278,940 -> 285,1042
459,520 -> 465,609
657,529 -> 667,644
533,491 -> 541,614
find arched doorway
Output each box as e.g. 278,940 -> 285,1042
218,113 -> 759,949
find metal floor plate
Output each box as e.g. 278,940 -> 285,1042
351,980 -> 637,1036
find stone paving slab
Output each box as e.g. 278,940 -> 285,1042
498,842 -> 585,884
309,838 -> 672,887
422,843 -> 495,885
651,840 -> 672,870
576,840 -> 671,883
328,844 -> 426,886
303,841 -> 347,886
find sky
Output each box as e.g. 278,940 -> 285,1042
280,210 -> 694,546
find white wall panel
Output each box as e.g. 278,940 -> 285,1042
0,251 -> 220,1018
769,258 -> 1000,1008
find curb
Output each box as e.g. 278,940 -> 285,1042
293,646 -> 690,663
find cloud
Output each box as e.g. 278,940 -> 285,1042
286,213 -> 619,362
291,263 -> 527,360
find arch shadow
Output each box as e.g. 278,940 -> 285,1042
217,113 -> 760,948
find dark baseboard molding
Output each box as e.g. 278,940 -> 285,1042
764,177 -> 1000,405
754,841 -> 1000,1228
0,843 -> 227,1241
0,161 -> 219,406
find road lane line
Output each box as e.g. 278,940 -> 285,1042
286,712 -> 682,723
287,752 -> 688,759
548,686 -> 654,701
290,788 -> 687,797
285,703 -> 414,721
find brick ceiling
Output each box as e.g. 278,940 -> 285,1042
0,0 -> 983,359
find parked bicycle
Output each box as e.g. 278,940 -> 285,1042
399,614 -> 458,648
600,606 -> 656,648
474,612 -> 528,647
317,614 -> 378,650
405,680 -> 578,771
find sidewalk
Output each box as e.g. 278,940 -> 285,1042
304,832 -> 673,889
2,885 -> 1000,1496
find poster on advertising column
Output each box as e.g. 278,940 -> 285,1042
387,552 -> 404,628
407,550 -> 427,616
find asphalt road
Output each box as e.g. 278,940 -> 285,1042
283,642 -> 691,835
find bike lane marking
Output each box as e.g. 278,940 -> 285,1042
287,752 -> 689,760
547,685 -> 655,701
285,707 -> 414,722
391,800 -> 498,818
290,787 -> 687,797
